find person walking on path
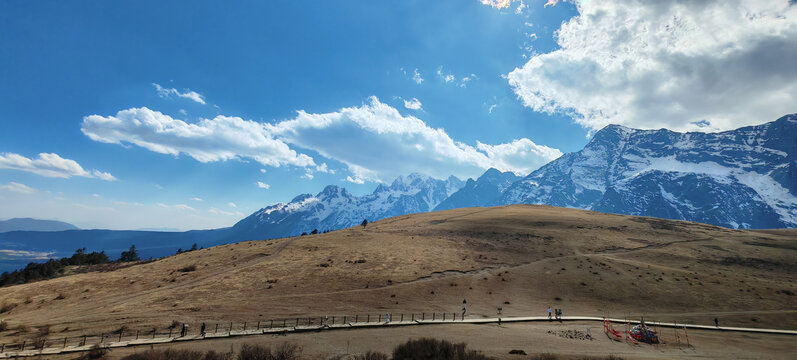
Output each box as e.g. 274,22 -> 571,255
548,306 -> 553,320
200,323 -> 206,337
462,299 -> 467,320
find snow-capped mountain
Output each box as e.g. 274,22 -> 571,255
498,114 -> 797,229
233,115 -> 794,238
231,173 -> 464,239
434,168 -> 520,211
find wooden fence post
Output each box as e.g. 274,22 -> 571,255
401,314 -> 404,322
169,328 -> 173,338
343,316 -> 347,324
83,335 -> 87,346
119,331 -> 123,342
257,321 -> 260,330
136,330 -> 139,340
433,313 -> 436,321
21,341 -> 25,351
367,314 -> 370,322
378,314 -> 382,322
243,322 -> 247,332
215,323 -> 218,334
355,315 -> 359,323
230,322 -> 233,334
64,337 -> 68,348
100,333 -> 104,344
270,320 -> 274,329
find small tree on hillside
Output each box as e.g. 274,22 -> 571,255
190,243 -> 198,251
119,245 -> 140,262
361,219 -> 368,228
311,229 -> 318,235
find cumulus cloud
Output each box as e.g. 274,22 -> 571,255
257,181 -> 270,189
269,96 -> 562,182
0,182 -> 36,194
403,98 -> 423,110
0,152 -> 115,180
346,176 -> 365,184
153,83 -> 206,105
508,0 -> 797,132
81,107 -> 315,168
227,202 -> 237,208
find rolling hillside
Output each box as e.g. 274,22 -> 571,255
0,205 -> 794,345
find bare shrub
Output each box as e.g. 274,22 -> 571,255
354,351 -> 389,360
0,301 -> 17,313
392,338 -> 492,360
121,349 -> 233,360
237,342 -> 301,360
178,265 -> 197,273
77,344 -> 109,359
530,354 -> 558,360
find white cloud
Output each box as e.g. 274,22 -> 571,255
269,96 -> 561,182
260,168 -> 267,173
346,176 -> 365,184
515,0 -> 527,14
0,182 -> 35,194
153,83 -> 206,105
0,152 -> 115,180
476,139 -> 564,175
480,0 -> 512,9
257,181 -> 270,189
488,104 -> 498,114
92,193 -> 100,198
191,197 -> 203,201
437,67 -> 456,83
0,249 -> 55,261
175,204 -> 196,211
301,169 -> 314,180
82,107 -> 316,168
544,0 -> 559,8
508,0 -> 797,132
316,163 -> 330,173
209,207 -> 244,217
403,98 -> 423,110
113,201 -> 144,206
412,68 -> 424,84
227,202 -> 237,208
154,184 -> 164,190
92,170 -> 117,181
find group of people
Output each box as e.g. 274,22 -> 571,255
547,306 -> 563,321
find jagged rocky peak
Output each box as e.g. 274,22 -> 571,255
317,185 -> 351,199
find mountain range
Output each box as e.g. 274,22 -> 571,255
1,114 -> 794,272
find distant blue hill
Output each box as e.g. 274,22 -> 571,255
0,228 -> 234,273
0,218 -> 78,232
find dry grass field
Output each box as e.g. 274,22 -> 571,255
0,205 -> 795,358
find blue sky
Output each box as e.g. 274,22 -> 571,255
1,0 -> 795,230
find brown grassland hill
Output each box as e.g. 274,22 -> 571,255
0,205 -> 795,345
